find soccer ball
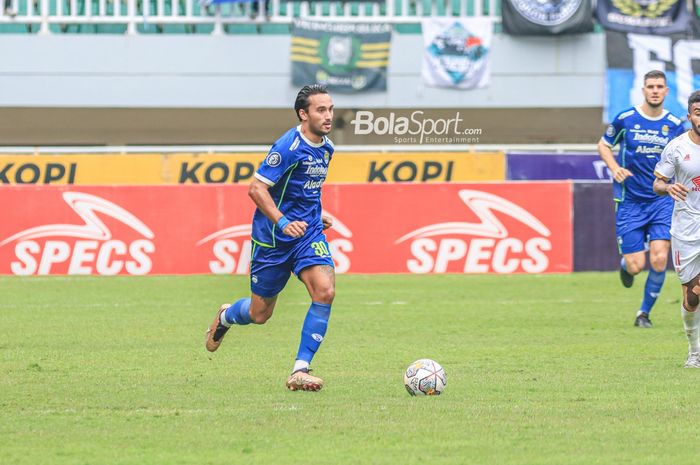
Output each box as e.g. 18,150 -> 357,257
404,359 -> 446,396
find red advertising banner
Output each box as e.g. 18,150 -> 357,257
0,183 -> 572,275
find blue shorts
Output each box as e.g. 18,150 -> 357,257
615,197 -> 672,255
250,230 -> 334,298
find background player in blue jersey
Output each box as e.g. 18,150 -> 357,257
598,70 -> 685,328
205,84 -> 336,391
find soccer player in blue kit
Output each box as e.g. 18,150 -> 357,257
598,70 -> 685,327
205,84 -> 336,391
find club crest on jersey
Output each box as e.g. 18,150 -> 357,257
661,124 -> 669,136
323,151 -> 330,164
266,152 -> 282,167
684,153 -> 691,161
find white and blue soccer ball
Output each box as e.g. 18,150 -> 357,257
404,359 -> 446,396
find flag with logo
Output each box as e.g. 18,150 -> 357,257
596,0 -> 688,34
291,19 -> 391,93
501,0 -> 593,35
421,18 -> 493,90
604,30 -> 700,122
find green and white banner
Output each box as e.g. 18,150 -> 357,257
291,19 -> 391,93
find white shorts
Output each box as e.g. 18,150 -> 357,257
671,236 -> 700,284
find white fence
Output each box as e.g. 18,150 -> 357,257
0,0 -> 500,34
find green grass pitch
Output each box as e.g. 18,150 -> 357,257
1,273 -> 697,465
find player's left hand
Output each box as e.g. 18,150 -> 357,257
283,220 -> 308,238
322,214 -> 333,230
667,182 -> 689,201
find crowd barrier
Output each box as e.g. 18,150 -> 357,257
0,182 -> 572,275
1,147 -> 630,274
0,151 -> 505,184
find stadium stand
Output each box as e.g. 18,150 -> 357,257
0,0 -> 500,34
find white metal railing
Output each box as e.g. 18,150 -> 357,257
0,0 -> 500,34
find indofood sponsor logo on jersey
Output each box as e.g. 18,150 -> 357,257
1,192 -> 155,275
395,190 -> 552,274
511,0 -> 581,26
199,210 -> 354,274
632,132 -> 669,145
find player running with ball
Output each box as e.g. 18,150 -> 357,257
205,84 -> 336,390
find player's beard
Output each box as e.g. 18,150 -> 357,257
693,123 -> 700,140
645,97 -> 663,109
311,120 -> 332,137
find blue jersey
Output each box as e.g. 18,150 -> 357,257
602,106 -> 684,202
251,126 -> 334,248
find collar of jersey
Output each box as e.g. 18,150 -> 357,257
634,105 -> 669,122
296,125 -> 325,148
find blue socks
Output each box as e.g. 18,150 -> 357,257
223,298 -> 252,325
641,269 -> 666,314
296,302 -> 332,363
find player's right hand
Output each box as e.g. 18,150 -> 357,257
613,167 -> 633,183
283,220 -> 308,238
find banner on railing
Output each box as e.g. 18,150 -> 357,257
605,30 -> 699,122
291,19 -> 391,93
421,18 -> 492,89
596,0 -> 688,34
0,182 -> 572,275
0,151 -> 505,184
501,0 -> 593,35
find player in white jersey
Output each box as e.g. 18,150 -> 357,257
653,90 -> 700,368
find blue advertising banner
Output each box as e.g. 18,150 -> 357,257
506,153 -> 612,180
605,30 -> 700,123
